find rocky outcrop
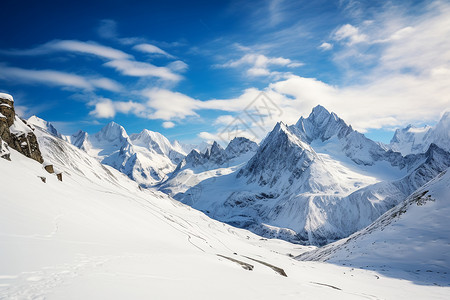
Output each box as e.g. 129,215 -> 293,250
44,164 -> 55,174
0,138 -> 10,160
0,93 -> 43,163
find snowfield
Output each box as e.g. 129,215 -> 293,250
298,168 -> 450,286
1,131 -> 449,299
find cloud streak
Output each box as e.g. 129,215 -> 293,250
218,53 -> 303,77
0,65 -> 123,92
0,40 -> 133,60
104,60 -> 182,81
133,43 -> 174,58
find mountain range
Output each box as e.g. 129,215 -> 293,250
23,99 -> 450,246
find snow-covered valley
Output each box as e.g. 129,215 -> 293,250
1,133 -> 449,299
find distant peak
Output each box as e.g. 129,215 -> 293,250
294,105 -> 352,142
97,121 -> 128,140
211,141 -> 223,150
141,128 -> 156,135
73,129 -> 87,137
104,121 -> 120,128
311,104 -> 330,115
274,121 -> 288,131
309,104 -> 331,117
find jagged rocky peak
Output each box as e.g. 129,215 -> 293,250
294,105 -> 353,142
238,121 -> 316,187
0,93 -> 43,163
205,141 -> 224,157
225,137 -> 258,157
69,129 -> 89,149
266,121 -> 313,150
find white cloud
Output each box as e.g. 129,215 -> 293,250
143,88 -> 200,120
89,98 -> 146,119
1,39 -> 185,82
162,121 -> 175,128
213,115 -> 235,126
247,67 -> 270,76
0,40 -> 133,60
319,42 -> 333,50
90,99 -> 116,118
90,78 -> 123,92
50,40 -> 133,60
198,131 -> 218,142
333,24 -> 368,45
167,60 -> 189,72
104,60 -> 182,81
219,53 -> 303,77
133,43 -> 174,58
0,65 -> 122,92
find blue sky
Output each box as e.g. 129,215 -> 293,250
1,0 -> 449,145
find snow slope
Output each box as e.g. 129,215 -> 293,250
1,128 -> 449,299
297,168 -> 450,285
389,111 -> 450,155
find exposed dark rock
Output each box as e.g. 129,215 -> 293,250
0,94 -> 43,163
44,164 -> 55,174
38,176 -> 46,183
56,173 -> 63,182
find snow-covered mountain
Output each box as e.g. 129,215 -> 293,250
164,105 -> 450,245
159,137 -> 258,198
3,118 -> 447,298
389,111 -> 450,155
27,115 -> 62,138
2,90 -> 450,297
57,121 -> 186,187
129,129 -> 185,164
297,167 -> 450,280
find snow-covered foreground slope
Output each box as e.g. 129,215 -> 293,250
297,168 -> 450,285
1,135 -> 449,298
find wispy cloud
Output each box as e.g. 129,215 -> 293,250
0,65 -> 123,92
332,24 -> 368,45
318,42 -> 333,51
218,53 -> 303,77
0,40 -> 133,60
133,43 -> 174,58
104,60 -> 182,81
162,121 -> 175,128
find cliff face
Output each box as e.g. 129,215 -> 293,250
0,93 -> 43,163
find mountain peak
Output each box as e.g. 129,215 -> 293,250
294,105 -> 352,142
97,121 -> 129,141
310,104 -> 330,116
27,115 -> 61,137
390,112 -> 450,155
